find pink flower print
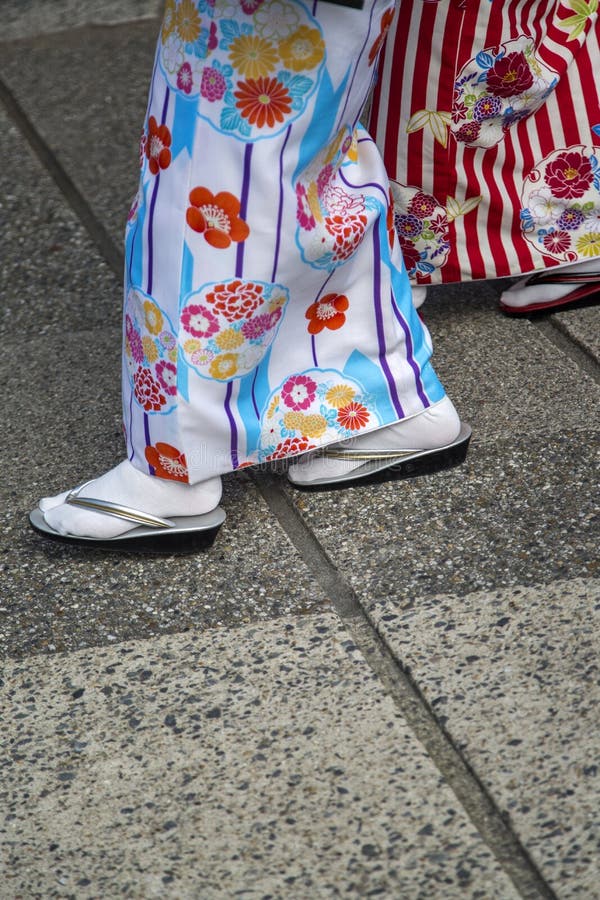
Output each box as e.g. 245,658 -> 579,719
281,374 -> 317,411
241,0 -> 264,12
317,164 -> 333,199
201,66 -> 227,102
542,230 -> 571,254
296,183 -> 315,230
126,316 -> 144,363
208,21 -> 218,51
156,360 -> 177,396
241,313 -> 274,340
177,62 -> 193,95
181,303 -> 219,338
486,51 -> 534,98
545,151 -> 594,200
159,330 -> 177,350
341,133 -> 353,155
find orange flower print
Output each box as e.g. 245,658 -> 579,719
186,187 -> 250,249
145,116 -> 172,175
368,7 -> 395,67
234,77 -> 292,129
145,442 -> 189,482
337,402 -> 370,431
325,212 -> 368,262
205,280 -> 264,321
305,293 -> 349,335
266,436 -> 316,460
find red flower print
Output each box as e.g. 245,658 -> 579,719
181,303 -> 219,338
455,121 -> 482,144
452,99 -> 469,124
156,360 -> 177,396
409,192 -> 437,220
486,52 -> 533,98
201,66 -> 227,102
399,236 -> 421,272
267,436 -> 316,460
145,443 -> 189,482
134,368 -> 167,412
429,212 -> 449,237
337,402 -> 370,431
177,62 -> 193,95
305,293 -> 349,335
205,280 -> 264,321
542,230 -> 571,255
241,0 -> 264,11
545,151 -> 594,200
325,212 -> 368,261
281,374 -> 317,410
186,187 -> 250,249
386,190 -> 395,250
145,116 -> 172,175
234,77 -> 292,129
368,8 -> 395,67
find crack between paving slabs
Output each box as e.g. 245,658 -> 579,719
2,68 -> 564,899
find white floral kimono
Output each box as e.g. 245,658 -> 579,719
123,0 -> 445,484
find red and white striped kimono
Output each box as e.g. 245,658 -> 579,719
370,0 -> 600,284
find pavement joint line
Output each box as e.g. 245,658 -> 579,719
0,74 -> 124,280
535,316 -> 600,384
252,471 -> 558,900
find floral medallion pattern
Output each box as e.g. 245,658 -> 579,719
295,127 -> 376,270
125,288 -> 179,415
258,368 -> 381,461
159,0 -> 325,140
390,182 -> 451,280
180,278 -> 290,381
521,144 -> 600,262
450,36 -> 558,149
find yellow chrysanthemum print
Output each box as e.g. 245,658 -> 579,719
325,384 -> 355,408
184,338 -> 202,354
299,414 -> 327,438
209,353 -> 238,379
267,394 -> 280,417
229,34 -> 278,79
176,0 -> 201,43
283,411 -> 305,431
161,0 -> 177,43
576,232 -> 600,257
279,26 -> 325,72
144,300 -> 164,335
142,336 -> 159,362
216,328 -> 245,350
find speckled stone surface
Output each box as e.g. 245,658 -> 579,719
1,327 -> 330,659
286,432 -> 599,602
1,614 -> 519,898
553,304 -> 600,364
1,0 -> 161,40
364,578 -> 600,897
1,21 -> 159,246
420,281 -> 600,442
0,109 -> 120,338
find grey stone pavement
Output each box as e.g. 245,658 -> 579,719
1,2 -> 599,898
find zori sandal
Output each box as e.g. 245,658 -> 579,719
287,423 -> 472,490
29,483 -> 225,554
500,270 -> 600,315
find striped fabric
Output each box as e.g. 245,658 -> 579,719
370,0 -> 600,284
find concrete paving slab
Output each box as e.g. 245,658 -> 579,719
553,304 -> 600,365
422,280 -> 600,443
1,614 -> 520,898
285,431 -> 599,603
363,578 -> 600,897
0,109 -> 120,339
1,0 -> 162,41
1,330 -> 328,659
1,21 -> 157,246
